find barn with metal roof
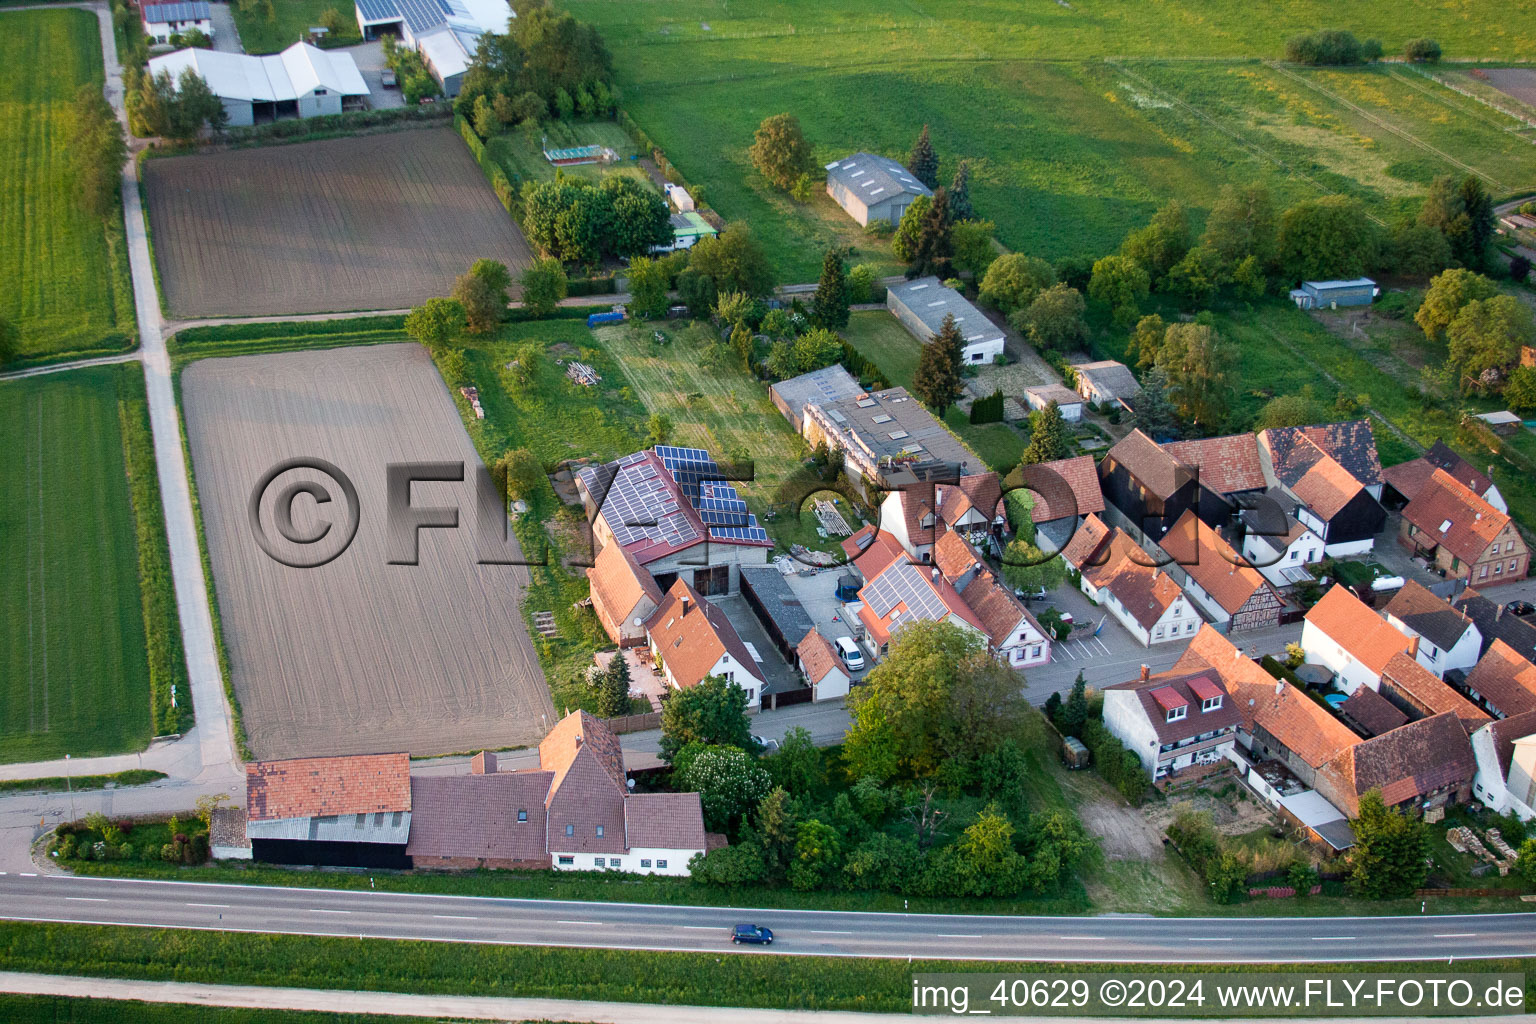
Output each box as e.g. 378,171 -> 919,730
825,152 -> 931,226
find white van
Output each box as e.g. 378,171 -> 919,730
834,636 -> 865,672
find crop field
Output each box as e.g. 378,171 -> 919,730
142,128 -> 533,318
0,9 -> 135,364
231,0 -> 360,54
0,366 -> 153,762
565,0 -> 1536,278
181,343 -> 554,760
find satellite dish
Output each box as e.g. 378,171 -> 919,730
626,778 -> 636,790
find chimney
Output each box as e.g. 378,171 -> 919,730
931,566 -> 940,581
680,593 -> 690,615
1497,604 -> 1505,621
1139,664 -> 1150,682
574,733 -> 583,748
471,751 -> 497,775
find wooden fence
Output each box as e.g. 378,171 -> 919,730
604,711 -> 662,735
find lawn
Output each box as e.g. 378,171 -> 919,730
841,311 -> 1026,472
564,0 -> 1536,280
0,366 -> 158,762
0,8 -> 135,365
485,119 -> 650,187
0,997 -> 442,1024
230,0 -> 359,54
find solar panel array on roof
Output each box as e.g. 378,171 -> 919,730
864,564 -> 947,624
656,445 -> 770,544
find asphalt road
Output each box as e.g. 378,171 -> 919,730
2,873 -> 1533,964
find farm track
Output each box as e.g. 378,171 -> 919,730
142,129 -> 534,319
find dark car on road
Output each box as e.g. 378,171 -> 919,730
732,924 -> 773,945
1508,601 -> 1535,617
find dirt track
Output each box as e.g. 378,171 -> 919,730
182,344 -> 554,759
143,128 -> 532,318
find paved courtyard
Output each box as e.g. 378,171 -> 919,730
711,593 -> 802,698
335,41 -> 406,110
782,568 -> 870,680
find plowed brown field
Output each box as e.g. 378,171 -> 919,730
182,343 -> 554,760
144,128 -> 532,318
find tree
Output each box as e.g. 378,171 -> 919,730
452,272 -> 503,333
939,804 -> 1028,898
1518,837 -> 1536,888
1285,29 -> 1369,65
675,745 -> 771,833
1457,175 -> 1496,271
765,726 -> 824,795
812,249 -> 850,329
676,267 -> 717,318
1014,284 -> 1087,352
471,259 -> 511,305
494,447 -> 544,503
1120,200 -> 1191,283
472,93 -> 498,138
1404,37 -> 1442,62
1021,400 -> 1070,465
1278,196 -> 1378,282
949,219 -> 997,279
404,297 -> 467,350
1059,672 -> 1088,736
1446,295 -> 1536,392
603,176 -> 673,260
905,187 -> 953,278
1255,392 -> 1326,430
1417,174 -> 1471,260
748,113 -> 814,191
912,313 -> 964,415
1390,222 -> 1454,279
1000,537 -> 1066,595
687,223 -> 775,296
596,654 -> 631,717
645,412 -> 673,446
500,341 -> 542,392
979,253 -> 1056,315
1200,183 -> 1277,269
1347,790 -> 1430,899
1416,268 -> 1498,341
1087,254 -> 1150,327
1504,365 -> 1536,415
520,258 -> 567,317
788,819 -> 841,891
1164,245 -> 1225,308
659,675 -> 753,762
1511,254 -> 1532,285
1124,313 -> 1167,369
906,124 -> 938,190
948,159 -> 974,220
891,197 -> 932,265
69,85 -> 127,219
625,255 -> 671,320
790,328 -> 843,376
843,621 -> 1028,778
1130,365 -> 1179,440
846,263 -> 878,304
1156,322 -> 1229,428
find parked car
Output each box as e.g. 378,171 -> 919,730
732,924 -> 773,945
1509,601 -> 1535,617
1014,586 -> 1047,602
834,636 -> 865,671
752,734 -> 779,754
380,68 -> 397,88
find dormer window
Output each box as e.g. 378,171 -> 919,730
1166,705 -> 1187,723
596,825 -> 605,837
517,809 -> 528,822
1201,696 -> 1222,712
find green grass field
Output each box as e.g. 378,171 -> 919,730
0,8 -> 135,365
0,366 -> 156,761
841,311 -> 1026,471
231,0 -> 360,54
485,119 -> 652,188
564,0 -> 1536,279
0,996 -> 436,1024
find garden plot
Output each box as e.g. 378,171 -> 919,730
181,343 -> 554,760
143,128 -> 532,318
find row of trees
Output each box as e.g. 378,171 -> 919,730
1284,30 -> 1442,66
69,85 -> 128,219
125,66 -> 226,142
454,0 -> 614,126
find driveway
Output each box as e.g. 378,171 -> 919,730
711,594 -> 801,698
782,568 -> 869,681
208,1 -> 242,52
335,41 -> 405,109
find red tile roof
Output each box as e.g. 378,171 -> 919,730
405,772 -> 553,862
1378,652 -> 1490,735
625,792 -> 708,850
1105,668 -> 1242,745
1080,526 -> 1185,630
1401,468 -> 1510,566
1317,712 -> 1475,815
1464,639 -> 1536,718
1340,685 -> 1410,737
842,525 -> 908,580
1152,685 -> 1189,711
1018,455 -> 1105,523
1382,457 -> 1438,503
797,629 -> 843,685
646,579 -> 765,691
1060,512 -> 1112,571
1304,584 -> 1417,674
1262,420 -> 1382,489
1104,429 -> 1193,500
1162,434 -> 1267,494
587,542 -> 663,641
1288,448 -> 1366,521
932,529 -> 982,582
1425,440 -> 1494,497
857,559 -> 987,647
1188,676 -> 1223,702
1159,510 -> 1278,616
246,753 -> 411,822
1381,581 -> 1476,653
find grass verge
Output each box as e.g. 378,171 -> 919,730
0,769 -> 166,796
0,995 -> 436,1024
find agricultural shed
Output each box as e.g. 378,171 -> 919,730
354,0 -> 512,94
770,364 -> 863,433
147,43 -> 368,126
824,152 -> 930,226
1070,360 -> 1140,407
886,277 -> 1005,366
245,752 -> 412,868
1289,278 -> 1377,310
739,565 -> 815,660
142,1 -> 212,44
1023,383 -> 1084,422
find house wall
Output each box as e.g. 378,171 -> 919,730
996,615 -> 1051,667
297,90 -> 343,119
1246,722 -> 1324,789
251,838 -> 410,869
1243,528 -> 1324,587
1300,621 -> 1380,695
413,854 -> 553,870
826,179 -> 872,226
1098,459 -> 1202,542
1305,283 -> 1374,307
880,491 -> 930,561
145,16 -> 214,42
1386,615 -> 1480,678
812,667 -> 851,702
221,97 -> 254,127
590,588 -> 656,648
656,647 -> 762,709
1402,520 -> 1528,585
1104,690 -> 1161,777
641,542 -> 770,596
550,847 -> 702,875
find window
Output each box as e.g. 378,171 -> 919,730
1289,550 -> 1299,561
1154,626 -> 1164,638
1166,706 -> 1187,723
610,859 -> 621,869
1185,621 -> 1196,634
596,825 -> 605,837
594,857 -> 605,867
1018,632 -> 1027,642
354,813 -> 366,829
1030,646 -> 1041,658
1492,542 -> 1501,555
517,809 -> 527,822
565,824 -> 574,837
314,87 -> 327,95
1201,696 -> 1223,712
557,855 -> 574,865
747,689 -> 755,701
1480,565 -> 1489,579
641,859 -> 652,868
1427,647 -> 1438,662
657,859 -> 668,869
1495,563 -> 1503,575
1512,560 -> 1519,572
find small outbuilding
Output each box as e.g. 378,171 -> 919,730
648,212 -> 717,254
886,277 -> 1005,366
825,152 -> 931,226
1289,278 -> 1378,310
1023,383 -> 1085,423
1069,360 -> 1141,407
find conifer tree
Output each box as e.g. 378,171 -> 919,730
907,124 -> 938,190
913,312 -> 964,416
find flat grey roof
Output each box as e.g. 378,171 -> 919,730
739,566 -> 814,648
825,152 -> 931,205
770,364 -> 863,416
887,276 -> 1005,346
1303,278 -> 1375,290
821,386 -> 980,472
